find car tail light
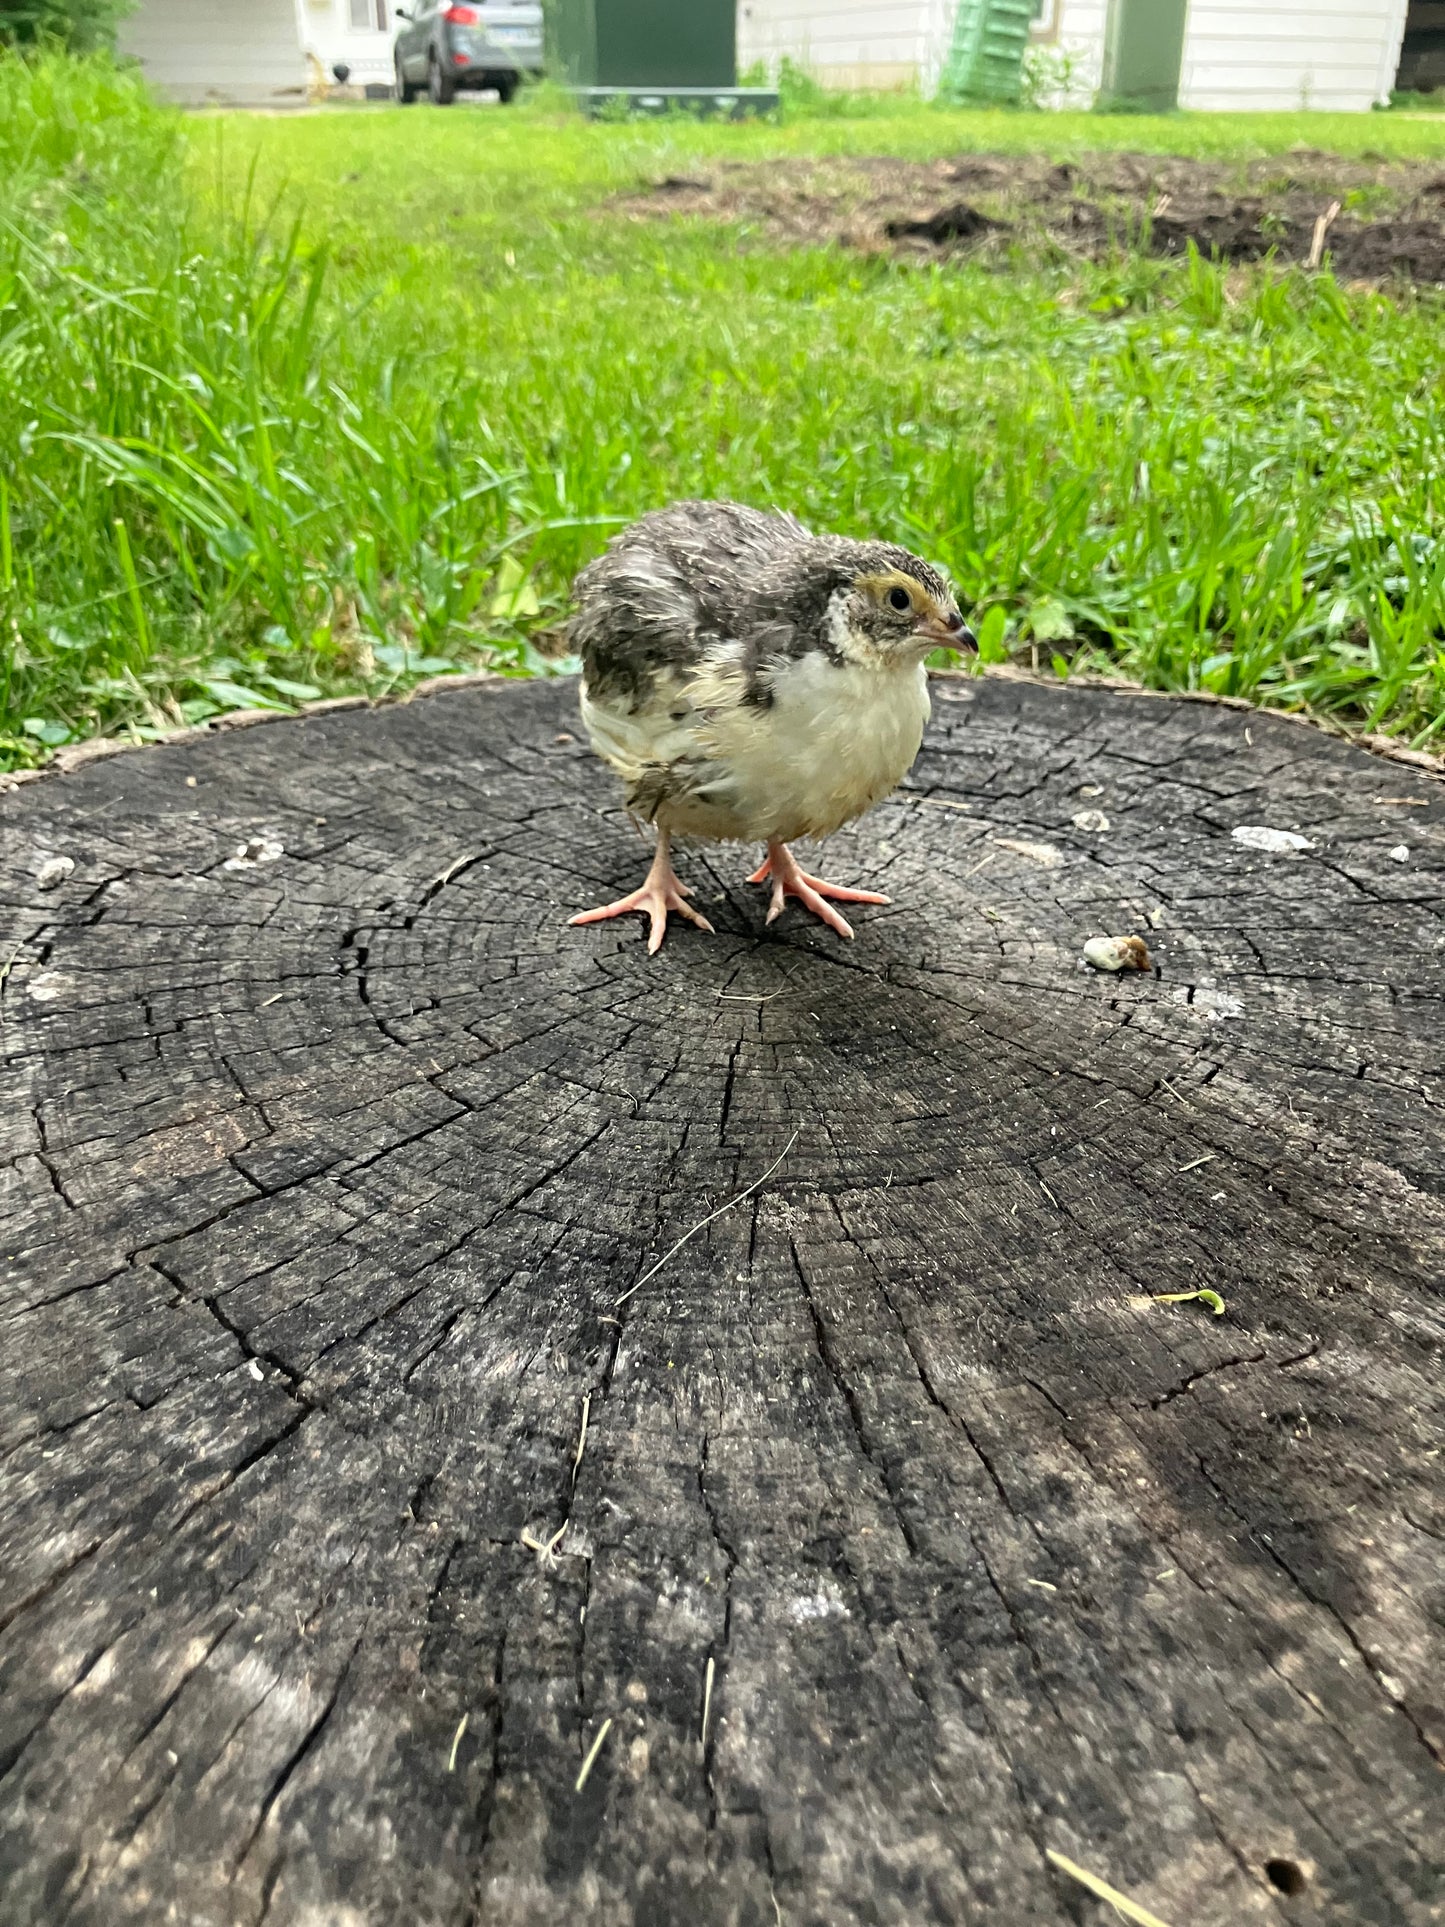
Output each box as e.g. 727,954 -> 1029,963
444,5 -> 478,20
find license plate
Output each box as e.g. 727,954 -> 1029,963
489,27 -> 533,44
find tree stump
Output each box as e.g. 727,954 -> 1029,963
1,674 -> 1442,1927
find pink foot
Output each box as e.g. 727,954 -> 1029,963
570,842 -> 714,955
747,843 -> 890,941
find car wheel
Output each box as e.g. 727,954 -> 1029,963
394,53 -> 417,103
494,72 -> 518,103
427,52 -> 456,104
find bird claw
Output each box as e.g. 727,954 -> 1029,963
569,868 -> 714,954
749,845 -> 889,940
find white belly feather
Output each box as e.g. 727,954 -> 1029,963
581,652 -> 930,845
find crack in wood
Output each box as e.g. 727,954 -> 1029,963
2,675 -> 1441,1924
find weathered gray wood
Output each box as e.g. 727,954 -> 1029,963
1,673 -> 1442,1927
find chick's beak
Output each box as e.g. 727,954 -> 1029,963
918,608 -> 977,652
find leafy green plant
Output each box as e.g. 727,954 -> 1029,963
0,0 -> 129,51
746,55 -> 919,122
1017,44 -> 1081,112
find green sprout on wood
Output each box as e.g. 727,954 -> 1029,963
1152,1288 -> 1227,1317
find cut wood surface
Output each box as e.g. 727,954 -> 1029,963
2,673 -> 1443,1927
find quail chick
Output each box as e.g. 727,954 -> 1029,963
568,500 -> 975,951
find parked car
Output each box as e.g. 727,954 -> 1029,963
393,0 -> 542,104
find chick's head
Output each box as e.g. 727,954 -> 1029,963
828,546 -> 975,667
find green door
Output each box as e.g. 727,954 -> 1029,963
1100,0 -> 1187,112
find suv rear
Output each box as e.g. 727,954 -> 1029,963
393,0 -> 542,104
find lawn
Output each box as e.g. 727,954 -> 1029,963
5,52 -> 1445,769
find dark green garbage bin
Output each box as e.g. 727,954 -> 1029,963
552,0 -> 775,115
1098,0 -> 1187,112
551,0 -> 734,88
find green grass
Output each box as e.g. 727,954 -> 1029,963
5,53 -> 1445,768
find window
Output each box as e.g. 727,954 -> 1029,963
348,0 -> 387,28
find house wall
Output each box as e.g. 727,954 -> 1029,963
737,0 -> 948,92
727,0 -> 1409,110
118,0 -> 309,104
733,0 -> 1105,101
1179,0 -> 1410,111
295,0 -> 395,92
1029,0 -> 1109,106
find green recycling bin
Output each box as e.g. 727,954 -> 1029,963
938,0 -> 1035,105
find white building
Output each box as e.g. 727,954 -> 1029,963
117,0 -> 396,104
738,0 -> 960,93
739,0 -> 1412,113
118,0 -> 309,106
295,0 -> 397,97
1176,0 -> 1407,112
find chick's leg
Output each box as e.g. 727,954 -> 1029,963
569,829 -> 714,955
748,841 -> 890,941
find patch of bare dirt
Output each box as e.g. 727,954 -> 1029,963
611,150 -> 1445,284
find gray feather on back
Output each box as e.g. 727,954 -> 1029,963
570,501 -> 812,708
570,500 -> 953,713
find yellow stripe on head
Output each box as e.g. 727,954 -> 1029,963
855,569 -> 950,623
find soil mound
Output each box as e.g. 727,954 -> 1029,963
614,149 -> 1445,284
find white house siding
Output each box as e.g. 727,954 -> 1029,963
119,0 -> 308,104
738,0 -> 1410,112
1030,0 -> 1109,107
736,0 -> 1105,102
295,0 -> 395,93
738,0 -> 949,92
1179,0 -> 1410,112
918,0 -> 959,89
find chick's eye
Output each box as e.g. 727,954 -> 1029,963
887,586 -> 912,613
